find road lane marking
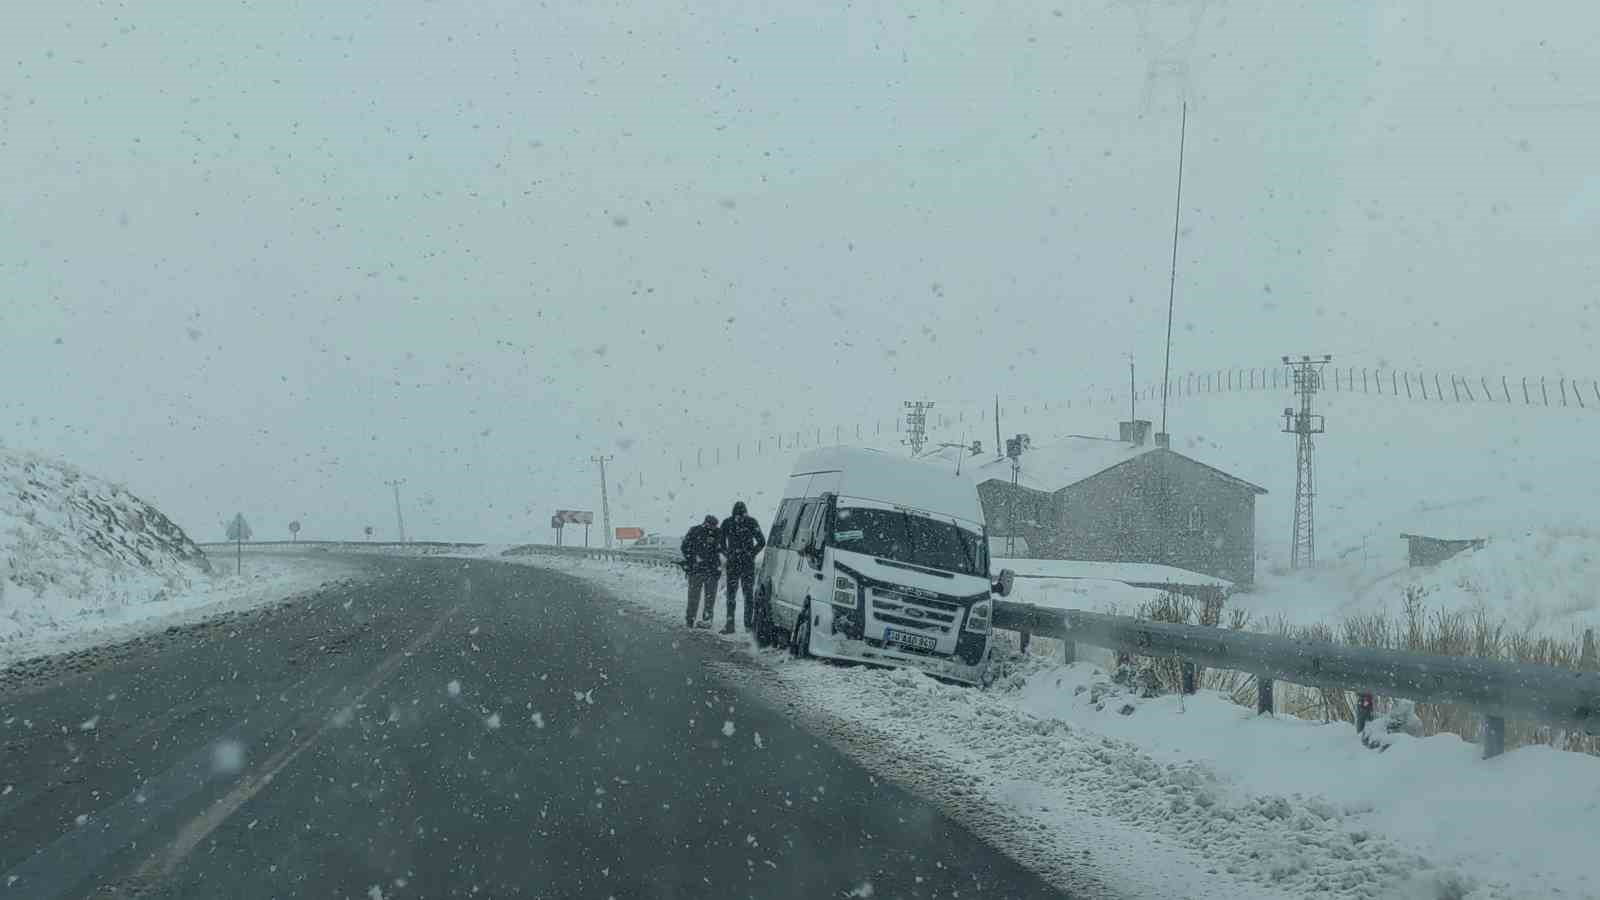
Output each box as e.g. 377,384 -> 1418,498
134,602 -> 465,884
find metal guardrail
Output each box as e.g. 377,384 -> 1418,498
501,543 -> 683,569
216,540 -> 1596,756
994,601 -> 1600,755
199,540 -> 483,550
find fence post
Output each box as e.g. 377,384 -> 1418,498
1541,377 -> 1549,406
1578,382 -> 1586,409
716,447 -> 720,464
1355,692 -> 1375,735
1522,377 -> 1530,404
1593,381 -> 1600,406
1482,716 -> 1506,759
1392,371 -> 1398,396
1502,376 -> 1511,403
1581,628 -> 1596,670
1434,373 -> 1444,401
1560,378 -> 1569,407
1181,660 -> 1196,694
1420,373 -> 1428,400
1257,677 -> 1274,715
1363,369 -> 1369,393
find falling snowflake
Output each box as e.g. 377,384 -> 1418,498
79,716 -> 99,731
212,739 -> 245,775
722,720 -> 735,738
485,713 -> 502,730
447,680 -> 462,697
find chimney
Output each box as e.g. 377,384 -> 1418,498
1119,419 -> 1152,446
1154,431 -> 1171,449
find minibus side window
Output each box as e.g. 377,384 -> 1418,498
782,499 -> 810,548
769,499 -> 801,548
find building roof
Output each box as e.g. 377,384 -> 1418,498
918,434 -> 1268,496
962,436 -> 1157,493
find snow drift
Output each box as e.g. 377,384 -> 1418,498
0,447 -> 211,644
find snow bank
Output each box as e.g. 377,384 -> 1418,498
1238,530 -> 1600,639
513,552 -> 1598,900
0,448 -> 362,664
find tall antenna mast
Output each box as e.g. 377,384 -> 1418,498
1281,354 -> 1331,569
1159,102 -> 1188,439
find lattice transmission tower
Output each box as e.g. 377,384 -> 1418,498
1281,355 -> 1331,569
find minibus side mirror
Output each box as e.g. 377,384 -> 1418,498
992,568 -> 1015,597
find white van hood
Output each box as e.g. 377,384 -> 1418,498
831,547 -> 990,599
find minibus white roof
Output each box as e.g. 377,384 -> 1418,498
789,446 -> 986,526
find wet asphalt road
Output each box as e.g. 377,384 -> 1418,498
0,554 -> 1070,899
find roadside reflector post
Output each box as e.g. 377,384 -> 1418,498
1257,677 -> 1274,715
1483,716 -> 1506,760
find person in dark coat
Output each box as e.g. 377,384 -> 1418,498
718,501 -> 766,634
680,515 -> 722,628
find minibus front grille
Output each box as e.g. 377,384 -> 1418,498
873,612 -> 953,634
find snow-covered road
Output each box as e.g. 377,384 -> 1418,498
525,551 -> 1600,900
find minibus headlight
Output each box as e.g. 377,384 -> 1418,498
832,574 -> 857,607
964,600 -> 992,635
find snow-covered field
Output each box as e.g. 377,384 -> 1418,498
509,550 -> 1598,900
1,448 -> 365,667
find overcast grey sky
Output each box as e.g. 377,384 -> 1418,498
4,0 -> 1597,541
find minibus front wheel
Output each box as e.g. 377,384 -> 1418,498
789,601 -> 813,659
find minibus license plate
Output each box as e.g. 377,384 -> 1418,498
884,628 -> 936,652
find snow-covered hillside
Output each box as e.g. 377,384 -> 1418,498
0,447 -> 211,645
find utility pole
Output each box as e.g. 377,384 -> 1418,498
1005,435 -> 1024,557
1281,355 -> 1331,569
1129,355 -> 1137,422
384,479 -> 407,544
993,395 -> 1002,460
902,401 -> 933,455
591,455 -> 614,548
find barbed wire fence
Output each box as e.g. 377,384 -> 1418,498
600,365 -> 1599,497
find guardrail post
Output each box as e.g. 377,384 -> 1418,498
1355,692 -> 1374,734
1257,677 -> 1274,715
1482,716 -> 1506,759
1180,660 -> 1196,694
